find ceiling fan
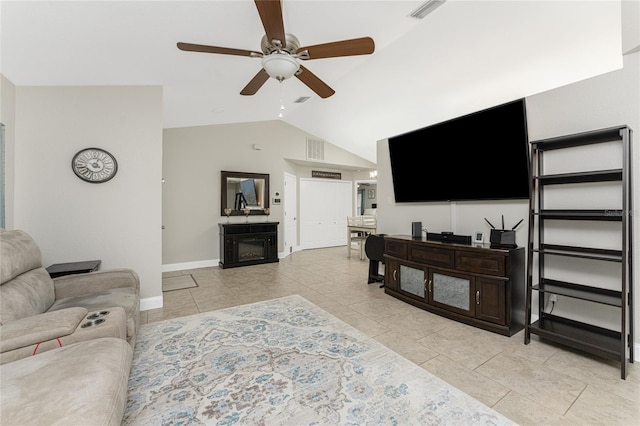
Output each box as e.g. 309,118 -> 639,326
177,0 -> 375,99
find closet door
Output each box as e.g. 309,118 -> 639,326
299,179 -> 351,249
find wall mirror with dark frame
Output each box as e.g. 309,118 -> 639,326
221,171 -> 270,216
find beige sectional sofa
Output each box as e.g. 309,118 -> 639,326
0,229 -> 140,425
1,337 -> 133,425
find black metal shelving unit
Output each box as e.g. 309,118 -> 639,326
525,126 -> 634,379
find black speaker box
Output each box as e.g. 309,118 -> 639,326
426,232 -> 472,245
412,222 -> 422,238
490,229 -> 517,248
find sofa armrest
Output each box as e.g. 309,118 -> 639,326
0,307 -> 88,353
53,268 -> 140,300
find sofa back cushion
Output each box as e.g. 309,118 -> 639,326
1,230 -> 43,284
0,230 -> 55,324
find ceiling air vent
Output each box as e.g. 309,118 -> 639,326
409,0 -> 446,19
306,138 -> 324,161
294,96 -> 311,104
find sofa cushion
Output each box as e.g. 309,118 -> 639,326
1,308 -> 128,365
53,269 -> 140,300
0,268 -> 55,325
0,337 -> 132,426
0,229 -> 43,284
0,307 -> 88,353
48,287 -> 139,344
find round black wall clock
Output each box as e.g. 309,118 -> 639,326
72,148 -> 118,183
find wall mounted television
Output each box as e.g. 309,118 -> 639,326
388,99 -> 530,202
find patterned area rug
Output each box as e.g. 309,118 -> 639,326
124,295 -> 514,425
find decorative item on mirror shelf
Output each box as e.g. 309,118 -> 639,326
224,208 -> 232,222
243,208 -> 251,222
264,207 -> 270,219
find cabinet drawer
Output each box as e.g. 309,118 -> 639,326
409,245 -> 454,268
456,251 -> 505,276
385,240 -> 407,259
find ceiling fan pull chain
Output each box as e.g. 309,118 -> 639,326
278,82 -> 285,118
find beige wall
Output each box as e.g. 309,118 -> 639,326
11,86 -> 163,303
376,51 -> 640,357
162,120 -> 375,267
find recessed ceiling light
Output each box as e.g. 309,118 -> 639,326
294,96 -> 311,104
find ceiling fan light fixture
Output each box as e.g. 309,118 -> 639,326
262,53 -> 300,81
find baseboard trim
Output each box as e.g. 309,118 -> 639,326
279,246 -> 301,259
140,296 -> 163,311
163,252 -> 299,271
162,259 -> 219,272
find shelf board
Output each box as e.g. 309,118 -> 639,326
528,315 -> 622,360
536,209 -> 623,221
534,244 -> 622,262
536,169 -> 622,185
531,126 -> 626,151
532,278 -> 622,306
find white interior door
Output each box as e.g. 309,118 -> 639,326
283,172 -> 297,256
299,179 -> 352,249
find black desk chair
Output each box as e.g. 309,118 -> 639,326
365,234 -> 386,287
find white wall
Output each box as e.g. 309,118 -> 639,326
13,86 -> 163,303
622,0 -> 640,54
0,75 -> 16,229
376,51 -> 640,356
286,1 -> 623,162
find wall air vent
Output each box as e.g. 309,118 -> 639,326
306,138 -> 324,161
409,0 -> 446,19
294,96 -> 311,103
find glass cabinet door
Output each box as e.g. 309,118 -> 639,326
428,269 -> 475,317
399,264 -> 426,300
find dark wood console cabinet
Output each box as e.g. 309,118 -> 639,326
219,222 -> 279,269
384,235 -> 525,336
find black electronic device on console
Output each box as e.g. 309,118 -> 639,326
484,215 -> 522,248
427,232 -> 472,245
489,229 -> 516,248
412,222 -> 422,238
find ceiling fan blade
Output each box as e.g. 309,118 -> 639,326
295,65 -> 335,99
240,68 -> 270,96
177,42 -> 261,57
254,0 -> 286,48
297,37 -> 375,60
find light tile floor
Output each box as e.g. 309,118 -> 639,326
147,247 -> 640,425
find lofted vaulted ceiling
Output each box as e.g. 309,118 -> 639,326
1,1 -> 625,162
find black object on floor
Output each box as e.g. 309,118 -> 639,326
365,234 -> 386,287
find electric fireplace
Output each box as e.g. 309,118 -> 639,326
219,222 -> 279,268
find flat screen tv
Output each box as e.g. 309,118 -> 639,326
388,99 -> 530,202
